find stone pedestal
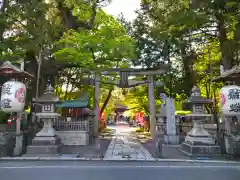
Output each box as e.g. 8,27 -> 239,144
27,118 -> 61,155
164,134 -> 179,144
180,119 -> 220,156
13,134 -> 23,156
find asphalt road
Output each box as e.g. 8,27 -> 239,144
0,161 -> 239,180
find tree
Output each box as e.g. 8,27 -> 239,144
0,0 -> 116,103
132,0 -> 240,100
54,10 -> 136,68
54,10 -> 136,113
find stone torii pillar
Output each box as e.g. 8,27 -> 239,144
93,73 -> 100,137
148,75 -> 156,138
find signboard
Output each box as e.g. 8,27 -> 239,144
220,85 -> 240,115
0,80 -> 26,112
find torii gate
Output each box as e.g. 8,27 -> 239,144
86,64 -> 169,138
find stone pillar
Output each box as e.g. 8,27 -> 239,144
13,112 -> 23,156
224,116 -> 232,135
164,98 -> 178,144
93,73 -> 100,137
148,75 -> 156,138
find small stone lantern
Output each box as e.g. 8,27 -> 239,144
27,84 -> 61,155
180,86 -> 220,156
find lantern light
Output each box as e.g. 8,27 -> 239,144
220,85 -> 240,115
0,80 -> 26,112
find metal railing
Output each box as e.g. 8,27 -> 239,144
54,120 -> 89,131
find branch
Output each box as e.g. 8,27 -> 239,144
57,0 -> 99,30
5,13 -> 28,30
90,47 -> 96,63
199,28 -> 217,38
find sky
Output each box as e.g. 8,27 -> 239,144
103,0 -> 141,21
0,0 -> 141,21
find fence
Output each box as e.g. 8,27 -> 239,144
53,115 -> 94,143
54,120 -> 89,131
53,115 -> 94,132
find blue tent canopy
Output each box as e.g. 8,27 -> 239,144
57,93 -> 89,108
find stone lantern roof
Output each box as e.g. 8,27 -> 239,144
187,86 -> 213,104
33,84 -> 60,104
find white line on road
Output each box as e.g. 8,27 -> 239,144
0,165 -> 239,169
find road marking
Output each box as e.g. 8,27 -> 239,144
0,165 -> 239,169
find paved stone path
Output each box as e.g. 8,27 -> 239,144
103,126 -> 155,161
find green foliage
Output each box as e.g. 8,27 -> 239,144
2,0 -> 240,116
0,111 -> 10,124
130,0 -> 240,110
54,10 -> 136,69
125,86 -> 149,115
135,127 -> 145,133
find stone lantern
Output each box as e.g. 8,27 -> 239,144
180,86 -> 220,156
26,84 -> 61,155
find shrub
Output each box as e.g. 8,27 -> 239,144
0,111 -> 10,124
135,127 -> 144,133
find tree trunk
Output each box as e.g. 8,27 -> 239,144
180,41 -> 196,96
56,0 -> 98,31
216,13 -> 233,70
0,0 -> 7,40
100,88 -> 113,116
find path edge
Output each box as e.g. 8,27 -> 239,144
0,157 -> 240,164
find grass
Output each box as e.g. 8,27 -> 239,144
100,127 -> 112,133
135,127 -> 145,133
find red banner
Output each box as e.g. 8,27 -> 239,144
135,112 -> 144,123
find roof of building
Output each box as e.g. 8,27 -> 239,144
57,93 -> 89,108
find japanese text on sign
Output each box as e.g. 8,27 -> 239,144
228,88 -> 240,100
1,84 -> 12,95
0,99 -> 12,108
229,103 -> 240,112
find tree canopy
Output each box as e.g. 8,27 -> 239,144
1,0 -> 240,119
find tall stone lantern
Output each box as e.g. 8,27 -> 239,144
27,84 -> 61,155
180,86 -> 220,156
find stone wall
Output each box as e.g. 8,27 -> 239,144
56,131 -> 89,146
224,135 -> 240,156
0,124 -> 15,157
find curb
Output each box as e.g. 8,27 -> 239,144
0,157 -> 239,164
156,158 -> 240,164
0,157 -> 103,161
